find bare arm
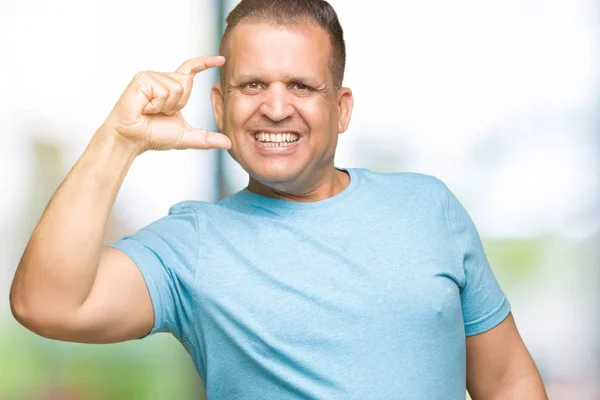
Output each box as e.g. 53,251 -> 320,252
9,130 -> 144,341
9,56 -> 231,343
466,313 -> 548,400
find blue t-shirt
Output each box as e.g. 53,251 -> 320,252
108,168 -> 510,399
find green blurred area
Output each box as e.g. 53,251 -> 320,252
483,237 -> 547,286
0,320 -> 203,400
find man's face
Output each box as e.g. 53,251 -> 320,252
211,22 -> 353,190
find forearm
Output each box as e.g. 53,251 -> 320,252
484,374 -> 548,400
10,128 -> 138,325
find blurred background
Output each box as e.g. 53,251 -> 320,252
1,0 -> 599,398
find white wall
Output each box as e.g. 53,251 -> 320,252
0,0 -> 222,313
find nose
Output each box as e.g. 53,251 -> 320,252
259,83 -> 294,122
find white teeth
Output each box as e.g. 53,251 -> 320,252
254,132 -> 300,145
261,141 -> 294,147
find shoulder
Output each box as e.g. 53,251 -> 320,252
168,200 -> 206,214
167,200 -> 223,218
165,198 -> 248,230
353,168 -> 451,202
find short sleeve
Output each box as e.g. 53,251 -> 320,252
107,203 -> 199,343
443,185 -> 511,336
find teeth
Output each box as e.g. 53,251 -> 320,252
254,132 -> 300,144
260,141 -> 295,147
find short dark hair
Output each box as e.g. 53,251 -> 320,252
219,0 -> 346,91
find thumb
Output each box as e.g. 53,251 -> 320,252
179,128 -> 232,150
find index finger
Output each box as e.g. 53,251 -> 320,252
175,56 -> 225,75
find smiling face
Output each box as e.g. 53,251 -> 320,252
211,22 -> 353,196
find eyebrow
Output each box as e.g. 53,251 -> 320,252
231,74 -> 322,86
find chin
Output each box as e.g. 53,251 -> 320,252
246,161 -> 305,187
253,167 -> 299,184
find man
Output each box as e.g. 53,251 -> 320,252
10,0 -> 547,398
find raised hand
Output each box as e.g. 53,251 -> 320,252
102,56 -> 231,154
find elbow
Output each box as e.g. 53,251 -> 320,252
9,280 -> 29,328
9,265 -> 46,335
10,289 -> 47,338
10,294 -> 42,336
10,302 -> 70,340
9,284 -> 68,340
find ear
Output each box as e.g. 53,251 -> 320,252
210,83 -> 225,132
336,87 -> 353,134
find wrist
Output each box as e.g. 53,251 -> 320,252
93,125 -> 143,159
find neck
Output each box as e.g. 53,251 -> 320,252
247,168 -> 350,202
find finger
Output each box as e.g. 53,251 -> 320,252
175,56 -> 225,76
156,73 -> 185,115
178,129 -> 232,150
139,73 -> 170,115
168,72 -> 195,113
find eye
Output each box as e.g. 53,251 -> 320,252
242,82 -> 263,92
292,83 -> 310,91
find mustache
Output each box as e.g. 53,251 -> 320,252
245,117 -> 307,132
246,122 -> 307,133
